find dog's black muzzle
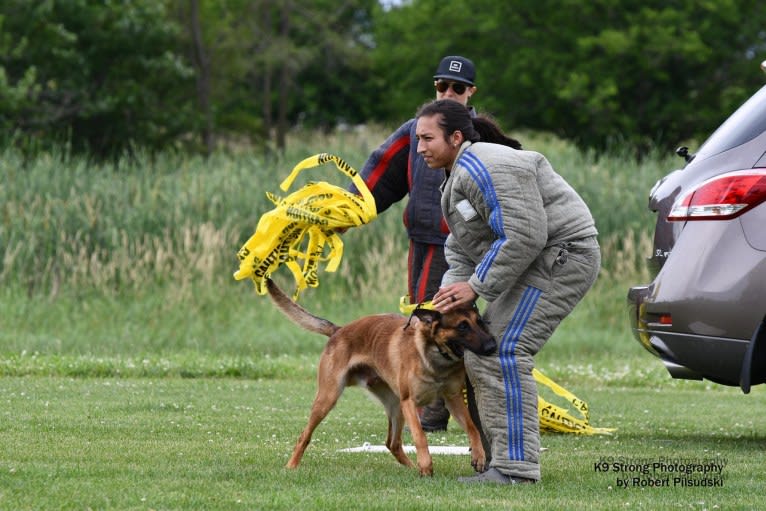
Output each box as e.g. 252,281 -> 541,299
478,337 -> 497,356
450,336 -> 496,358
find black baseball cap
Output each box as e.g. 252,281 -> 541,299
433,56 -> 476,86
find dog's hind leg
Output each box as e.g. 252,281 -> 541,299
286,367 -> 346,469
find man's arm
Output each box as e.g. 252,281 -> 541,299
351,119 -> 414,214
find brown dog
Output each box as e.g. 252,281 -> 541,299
266,278 -> 496,476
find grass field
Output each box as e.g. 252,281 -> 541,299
3,131 -> 764,509
1,376 -> 764,510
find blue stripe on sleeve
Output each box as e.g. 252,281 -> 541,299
456,151 -> 506,282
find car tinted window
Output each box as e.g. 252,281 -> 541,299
694,85 -> 766,160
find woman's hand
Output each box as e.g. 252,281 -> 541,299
432,282 -> 477,312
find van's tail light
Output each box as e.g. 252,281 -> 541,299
668,170 -> 766,221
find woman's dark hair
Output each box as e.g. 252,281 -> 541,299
474,115 -> 522,150
416,99 -> 522,150
416,99 -> 480,142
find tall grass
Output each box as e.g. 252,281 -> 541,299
1,126 -> 671,297
0,128 -> 408,297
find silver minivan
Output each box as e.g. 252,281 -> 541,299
627,61 -> 766,393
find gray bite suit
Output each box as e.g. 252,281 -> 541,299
440,141 -> 600,481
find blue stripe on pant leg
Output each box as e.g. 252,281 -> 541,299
499,286 -> 542,461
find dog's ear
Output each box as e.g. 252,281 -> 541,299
411,308 -> 442,325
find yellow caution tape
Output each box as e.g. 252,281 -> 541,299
233,153 -> 377,298
535,368 -> 615,435
399,295 -> 436,314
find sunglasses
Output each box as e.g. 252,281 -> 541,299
435,80 -> 469,95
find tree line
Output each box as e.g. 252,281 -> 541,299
1,0 -> 764,158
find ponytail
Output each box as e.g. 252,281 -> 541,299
472,116 -> 522,150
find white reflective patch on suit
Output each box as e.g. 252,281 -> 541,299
456,199 -> 478,221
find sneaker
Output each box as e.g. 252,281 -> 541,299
458,468 -> 536,485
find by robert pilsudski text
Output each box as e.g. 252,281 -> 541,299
593,456 -> 727,489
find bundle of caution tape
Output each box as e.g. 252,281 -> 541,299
400,297 -> 615,435
233,153 -> 376,298
534,368 -> 615,435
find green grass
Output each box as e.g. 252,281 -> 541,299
3,131 -> 756,509
1,377 -> 764,510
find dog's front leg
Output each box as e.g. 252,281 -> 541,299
444,392 -> 486,473
401,398 -> 433,476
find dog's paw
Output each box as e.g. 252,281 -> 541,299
471,456 -> 486,473
418,464 -> 434,477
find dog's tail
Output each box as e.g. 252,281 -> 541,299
265,279 -> 339,337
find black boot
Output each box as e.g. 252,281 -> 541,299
419,398 -> 450,432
